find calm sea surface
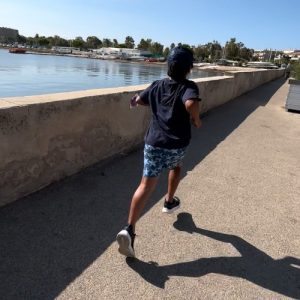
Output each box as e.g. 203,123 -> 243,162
0,49 -> 215,98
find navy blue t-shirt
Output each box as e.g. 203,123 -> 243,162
139,78 -> 200,149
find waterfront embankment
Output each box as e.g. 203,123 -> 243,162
0,68 -> 284,206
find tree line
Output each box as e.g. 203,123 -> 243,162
17,34 -> 256,62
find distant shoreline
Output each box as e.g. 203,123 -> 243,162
0,46 -> 233,74
0,46 -> 167,66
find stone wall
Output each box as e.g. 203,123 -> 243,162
0,69 -> 284,206
197,69 -> 285,112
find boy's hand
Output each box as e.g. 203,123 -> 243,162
130,94 -> 139,108
191,117 -> 202,128
130,94 -> 148,108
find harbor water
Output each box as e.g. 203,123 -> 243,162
0,49 -> 216,98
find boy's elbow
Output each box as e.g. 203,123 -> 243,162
185,99 -> 195,111
185,99 -> 199,111
185,100 -> 200,115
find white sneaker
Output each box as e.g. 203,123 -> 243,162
116,226 -> 135,257
162,197 -> 180,214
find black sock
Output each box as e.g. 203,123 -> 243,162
126,224 -> 134,233
165,197 -> 174,203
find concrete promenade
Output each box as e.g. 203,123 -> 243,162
0,78 -> 299,299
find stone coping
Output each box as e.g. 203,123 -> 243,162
0,75 -> 232,109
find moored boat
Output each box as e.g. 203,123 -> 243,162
9,48 -> 27,54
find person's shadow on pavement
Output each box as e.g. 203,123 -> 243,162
126,213 -> 300,299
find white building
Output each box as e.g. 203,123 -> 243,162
253,50 -> 266,61
282,50 -> 300,61
51,46 -> 80,54
93,47 -> 152,60
283,50 -> 295,54
50,46 -> 153,60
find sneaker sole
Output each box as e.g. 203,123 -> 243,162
116,230 -> 135,257
162,204 -> 180,214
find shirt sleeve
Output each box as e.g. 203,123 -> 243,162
182,81 -> 201,103
139,81 -> 157,105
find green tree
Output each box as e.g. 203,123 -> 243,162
181,44 -> 192,49
193,45 -> 210,62
224,38 -> 252,61
86,36 -> 102,49
38,36 -> 50,47
163,47 -> 170,58
118,43 -> 127,48
150,42 -> 164,56
291,62 -> 300,80
49,35 -> 59,46
137,38 -> 152,50
72,36 -> 85,48
239,47 -> 253,61
33,33 -> 40,46
57,37 -> 69,47
281,54 -> 290,65
48,35 -> 68,47
225,38 -> 239,60
125,36 -> 135,48
193,41 -> 221,62
206,40 -> 222,61
26,37 -> 35,47
113,39 -> 119,47
262,49 -> 276,62
102,38 -> 113,47
17,35 -> 27,44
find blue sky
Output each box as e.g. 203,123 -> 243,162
0,0 -> 299,50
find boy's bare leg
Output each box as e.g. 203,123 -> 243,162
166,165 -> 181,202
128,176 -> 159,231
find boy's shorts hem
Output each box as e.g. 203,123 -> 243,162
143,144 -> 187,177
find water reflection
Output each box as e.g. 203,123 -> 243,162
0,49 -> 218,97
86,62 -> 101,77
119,64 -> 133,84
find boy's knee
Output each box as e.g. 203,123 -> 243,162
140,177 -> 158,191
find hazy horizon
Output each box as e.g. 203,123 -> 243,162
1,0 -> 299,50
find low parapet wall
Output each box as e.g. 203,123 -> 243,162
0,68 -> 284,206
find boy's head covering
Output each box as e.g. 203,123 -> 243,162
167,46 -> 194,69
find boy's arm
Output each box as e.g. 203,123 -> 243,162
185,99 -> 202,128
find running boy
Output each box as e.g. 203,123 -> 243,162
116,47 -> 202,257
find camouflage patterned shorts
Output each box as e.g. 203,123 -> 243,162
143,144 -> 187,177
